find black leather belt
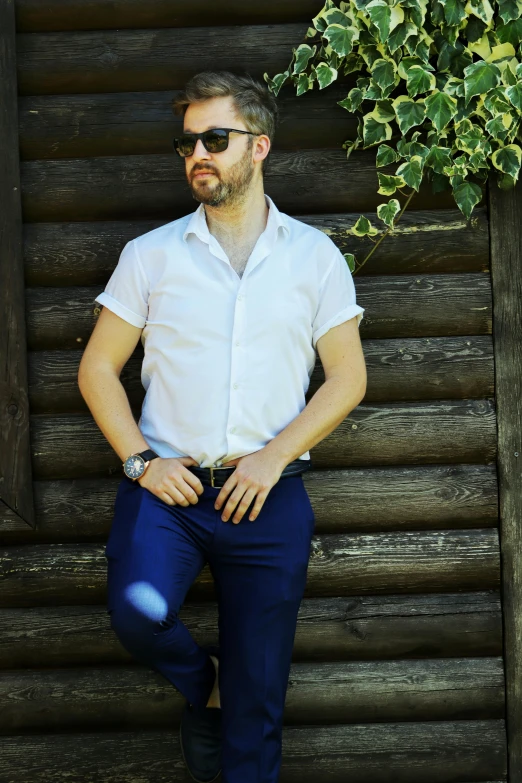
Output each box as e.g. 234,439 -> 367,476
188,458 -> 312,488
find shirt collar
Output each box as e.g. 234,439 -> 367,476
182,194 -> 290,245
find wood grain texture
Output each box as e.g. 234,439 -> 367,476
1,722 -> 507,782
0,530 -> 500,607
25,274 -> 492,351
18,85 -> 358,158
0,464 -> 498,542
488,170 -> 522,778
0,0 -> 35,528
15,0 -> 328,31
28,399 -> 496,480
0,658 -> 505,732
23,208 -> 490,285
19,149 -> 458,223
27,336 -> 494,415
0,592 -> 502,667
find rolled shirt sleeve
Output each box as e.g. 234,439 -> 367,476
312,247 -> 365,350
94,239 -> 149,328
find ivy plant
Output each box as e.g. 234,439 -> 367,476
264,0 -> 522,272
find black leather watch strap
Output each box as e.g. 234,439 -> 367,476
137,449 -> 160,461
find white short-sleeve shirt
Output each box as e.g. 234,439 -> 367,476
94,194 -> 365,467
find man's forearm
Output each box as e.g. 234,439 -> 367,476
78,367 -> 150,463
263,376 -> 366,469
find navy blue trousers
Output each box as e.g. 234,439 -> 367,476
105,471 -> 315,783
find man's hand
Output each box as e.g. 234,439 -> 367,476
138,456 -> 204,506
215,450 -> 286,524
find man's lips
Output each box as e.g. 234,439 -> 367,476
193,171 -> 215,178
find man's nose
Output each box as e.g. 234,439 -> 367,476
191,137 -> 211,160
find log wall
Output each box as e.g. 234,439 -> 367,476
1,1 -> 508,781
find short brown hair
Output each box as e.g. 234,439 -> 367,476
172,70 -> 279,172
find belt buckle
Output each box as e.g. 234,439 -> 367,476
209,465 -> 229,488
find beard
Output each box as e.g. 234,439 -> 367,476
188,142 -> 255,207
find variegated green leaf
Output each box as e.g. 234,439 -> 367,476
393,95 -> 427,132
363,114 -> 393,145
377,198 -> 401,226
343,252 -> 357,272
395,155 -> 425,189
407,64 -> 437,95
425,145 -> 454,172
377,172 -> 407,194
506,80 -> 522,109
372,58 -> 398,89
338,88 -> 366,113
293,44 -> 316,75
376,143 -> 400,166
424,90 -> 458,129
352,215 -> 381,236
366,0 -> 393,42
324,23 -> 360,57
491,143 -> 522,177
452,179 -> 483,218
314,62 -> 338,89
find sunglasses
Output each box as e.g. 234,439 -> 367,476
173,127 -> 259,158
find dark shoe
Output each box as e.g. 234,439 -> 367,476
179,646 -> 221,783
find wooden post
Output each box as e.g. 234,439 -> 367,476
0,0 -> 35,528
488,168 -> 522,780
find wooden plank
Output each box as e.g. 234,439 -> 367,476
0,592 -> 502,667
19,85 -> 358,158
15,0 -> 324,31
29,400 -> 496,480
0,530 -> 500,607
23,208 -> 490,284
25,274 -> 492,350
488,169 -> 522,777
1,722 -> 507,782
0,464 -> 498,542
27,336 -> 494,415
0,0 -> 35,528
0,658 -> 505,732
20,149 -> 457,223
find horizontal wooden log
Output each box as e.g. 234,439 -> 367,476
19,85 -> 357,159
23,208 -> 490,284
0,592 -> 502,668
26,274 -> 492,351
0,530 -> 500,607
0,464 -> 498,542
0,657 -> 504,733
1,722 -> 507,782
28,336 -> 494,415
20,149 -> 458,223
15,0 -> 328,32
29,399 -> 496,481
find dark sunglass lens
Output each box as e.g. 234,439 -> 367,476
177,135 -> 196,157
203,130 -> 229,152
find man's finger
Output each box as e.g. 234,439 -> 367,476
230,487 -> 258,524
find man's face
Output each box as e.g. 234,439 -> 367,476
182,95 -> 263,207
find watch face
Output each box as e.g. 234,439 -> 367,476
124,454 -> 145,479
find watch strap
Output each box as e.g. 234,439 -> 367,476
136,449 -> 160,462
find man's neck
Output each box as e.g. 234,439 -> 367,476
203,186 -> 269,247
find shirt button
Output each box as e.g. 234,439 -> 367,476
235,341 -> 240,346
237,294 -> 243,300
233,383 -> 238,389
229,426 -> 236,433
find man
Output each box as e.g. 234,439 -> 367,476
78,70 -> 367,783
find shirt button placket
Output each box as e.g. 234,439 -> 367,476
227,289 -> 245,445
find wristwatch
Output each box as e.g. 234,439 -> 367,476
122,448 -> 160,481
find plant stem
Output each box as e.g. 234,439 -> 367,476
354,186 -> 418,274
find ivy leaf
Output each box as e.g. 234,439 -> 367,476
314,62 -> 338,89
263,71 -> 291,97
491,143 -> 522,178
395,156 -> 424,189
424,90 -> 458,130
497,0 -> 521,25
506,80 -> 522,110
296,73 -> 312,96
343,252 -> 357,272
452,180 -> 483,219
425,145 -> 454,172
463,60 -> 502,104
377,172 -> 407,195
377,198 -> 401,226
366,0 -> 392,42
338,88 -> 366,113
372,58 -> 398,90
363,115 -> 393,146
407,65 -> 437,96
376,143 -> 400,166
293,44 -> 316,75
440,0 -> 468,26
388,21 -> 418,53
352,215 -> 380,236
324,23 -> 360,57
393,95 -> 427,133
